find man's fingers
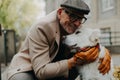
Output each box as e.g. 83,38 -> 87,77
98,48 -> 111,75
99,66 -> 110,75
98,58 -> 109,70
87,48 -> 99,62
76,58 -> 86,65
99,49 -> 111,69
104,65 -> 110,75
85,47 -> 96,55
75,47 -> 99,63
105,48 -> 111,60
75,52 -> 86,59
99,60 -> 110,74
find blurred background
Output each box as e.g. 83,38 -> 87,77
0,0 -> 120,80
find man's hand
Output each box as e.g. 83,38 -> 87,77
74,47 -> 99,65
98,48 -> 111,75
68,47 -> 111,75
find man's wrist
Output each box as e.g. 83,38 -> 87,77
68,57 -> 76,69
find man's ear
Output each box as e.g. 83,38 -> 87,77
57,8 -> 63,19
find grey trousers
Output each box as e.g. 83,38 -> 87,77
9,71 -> 38,80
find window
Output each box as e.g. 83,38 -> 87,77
101,0 -> 114,12
100,28 -> 111,46
98,0 -> 116,19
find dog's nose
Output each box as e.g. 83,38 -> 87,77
62,36 -> 67,40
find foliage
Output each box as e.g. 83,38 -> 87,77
114,66 -> 120,80
0,0 -> 45,35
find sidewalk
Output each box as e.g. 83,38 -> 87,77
1,63 -> 8,80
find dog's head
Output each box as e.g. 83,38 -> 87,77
63,28 -> 101,52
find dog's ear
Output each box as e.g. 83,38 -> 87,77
93,29 -> 101,37
89,29 -> 101,44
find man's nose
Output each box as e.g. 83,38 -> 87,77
73,20 -> 81,27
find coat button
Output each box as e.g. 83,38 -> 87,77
17,68 -> 21,71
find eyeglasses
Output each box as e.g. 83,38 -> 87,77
64,9 -> 87,24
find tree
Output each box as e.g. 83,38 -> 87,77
0,0 -> 45,36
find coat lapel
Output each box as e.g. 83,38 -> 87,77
49,10 -> 60,47
55,20 -> 60,47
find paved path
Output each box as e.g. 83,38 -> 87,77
1,64 -> 8,80
111,54 -> 120,66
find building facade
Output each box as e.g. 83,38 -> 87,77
45,0 -> 120,46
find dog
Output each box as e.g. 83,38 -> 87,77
63,27 -> 114,80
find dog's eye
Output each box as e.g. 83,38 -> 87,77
75,31 -> 81,34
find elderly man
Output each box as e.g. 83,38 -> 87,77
7,0 -> 111,80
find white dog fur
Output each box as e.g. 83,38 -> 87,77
63,27 -> 114,80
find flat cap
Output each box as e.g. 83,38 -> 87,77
61,0 -> 90,15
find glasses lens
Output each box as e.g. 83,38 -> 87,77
71,16 -> 87,24
64,10 -> 87,24
81,17 -> 87,24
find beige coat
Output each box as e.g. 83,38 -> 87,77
7,10 -> 68,80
